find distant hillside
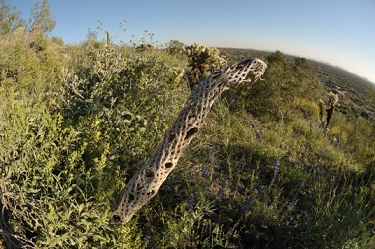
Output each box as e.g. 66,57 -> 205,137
311,60 -> 375,121
217,47 -> 375,122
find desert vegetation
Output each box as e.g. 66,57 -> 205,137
1,1 -> 375,248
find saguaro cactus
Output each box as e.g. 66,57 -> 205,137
111,58 -> 267,224
105,31 -> 111,48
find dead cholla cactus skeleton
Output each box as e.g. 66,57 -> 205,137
184,42 -> 227,87
111,58 -> 267,224
319,92 -> 339,130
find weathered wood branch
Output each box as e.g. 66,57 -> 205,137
111,58 -> 267,224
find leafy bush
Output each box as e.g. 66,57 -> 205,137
61,43 -> 189,177
0,33 -> 190,248
0,88 -> 144,248
0,29 -> 62,93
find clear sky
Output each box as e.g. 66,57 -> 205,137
11,0 -> 375,83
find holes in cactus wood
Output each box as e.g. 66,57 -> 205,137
165,162 -> 173,169
112,215 -> 122,223
137,183 -> 143,190
186,97 -> 195,107
185,127 -> 198,140
145,168 -> 155,181
168,131 -> 175,142
188,115 -> 196,123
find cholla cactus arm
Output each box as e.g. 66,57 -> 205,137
185,42 -> 227,85
325,92 -> 339,128
328,92 -> 339,106
319,92 -> 339,130
111,58 -> 267,224
318,99 -> 326,127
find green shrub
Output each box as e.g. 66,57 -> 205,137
0,31 -> 62,94
0,88 -> 144,248
60,44 -> 189,177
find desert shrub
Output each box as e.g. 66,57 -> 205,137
0,33 -> 190,248
0,30 -> 62,94
60,43 -> 189,179
0,87 -> 144,248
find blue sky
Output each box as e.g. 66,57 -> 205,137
11,0 -> 375,83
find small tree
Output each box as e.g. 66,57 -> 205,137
166,39 -> 185,54
0,0 -> 25,36
27,0 -> 56,35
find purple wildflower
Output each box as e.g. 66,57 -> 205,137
217,189 -> 224,197
300,182 -> 305,189
242,198 -> 252,214
187,194 -> 195,209
274,159 -> 280,175
202,166 -> 211,178
291,200 -> 298,208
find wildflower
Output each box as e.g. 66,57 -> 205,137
208,156 -> 215,164
217,189 -> 224,197
187,194 -> 195,209
291,200 -> 298,208
242,198 -> 252,213
274,159 -> 280,175
277,175 -> 282,182
202,166 -> 211,179
300,182 -> 305,189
